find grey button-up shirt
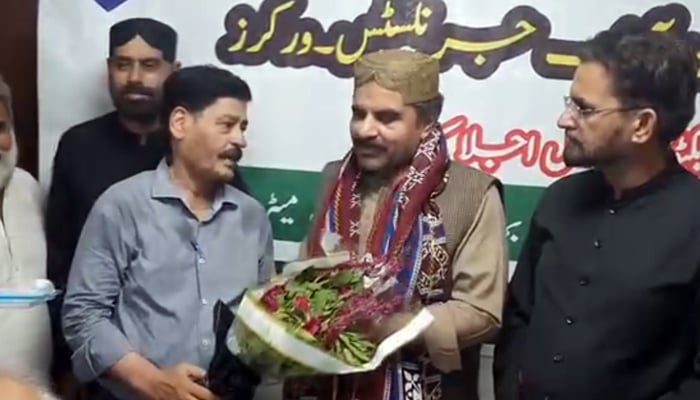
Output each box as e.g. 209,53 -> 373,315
62,159 -> 274,399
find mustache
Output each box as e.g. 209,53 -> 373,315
220,147 -> 242,163
352,139 -> 386,152
120,84 -> 155,98
565,131 -> 581,144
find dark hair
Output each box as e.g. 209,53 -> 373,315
160,64 -> 252,126
160,65 -> 253,194
580,26 -> 698,143
413,94 -> 444,126
109,18 -> 178,62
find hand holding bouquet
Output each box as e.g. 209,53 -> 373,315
227,252 -> 433,378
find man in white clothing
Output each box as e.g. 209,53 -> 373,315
0,73 -> 52,385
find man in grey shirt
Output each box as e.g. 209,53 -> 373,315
62,65 -> 274,400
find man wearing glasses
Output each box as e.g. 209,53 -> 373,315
493,26 -> 700,400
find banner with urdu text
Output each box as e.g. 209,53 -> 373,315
38,0 -> 700,274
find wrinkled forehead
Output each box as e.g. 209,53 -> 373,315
193,97 -> 249,120
352,81 -> 406,113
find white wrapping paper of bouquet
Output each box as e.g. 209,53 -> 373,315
228,252 -> 435,375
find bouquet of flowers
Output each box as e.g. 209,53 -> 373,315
226,251 -> 433,378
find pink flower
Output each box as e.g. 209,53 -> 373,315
267,284 -> 285,296
303,318 -> 322,336
260,284 -> 285,312
294,296 -> 311,313
324,328 -> 341,348
261,295 -> 280,312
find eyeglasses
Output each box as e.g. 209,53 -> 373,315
563,96 -> 643,120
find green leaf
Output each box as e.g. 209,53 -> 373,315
311,288 -> 338,314
306,282 -> 322,291
287,284 -> 314,299
329,270 -> 360,287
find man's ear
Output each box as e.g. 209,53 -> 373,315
169,106 -> 190,140
630,108 -> 657,145
419,123 -> 432,140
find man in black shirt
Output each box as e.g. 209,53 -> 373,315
45,18 -> 249,397
493,26 -> 700,400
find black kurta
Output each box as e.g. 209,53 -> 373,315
46,112 -> 167,291
493,162 -> 700,400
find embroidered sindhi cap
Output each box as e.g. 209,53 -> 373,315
353,49 -> 440,104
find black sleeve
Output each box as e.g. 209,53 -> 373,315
45,133 -> 80,375
493,213 -> 546,400
656,289 -> 700,399
46,134 -> 78,291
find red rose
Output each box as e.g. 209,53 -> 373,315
304,318 -> 322,336
267,284 -> 285,296
294,296 -> 311,313
261,294 -> 280,312
262,298 -> 279,311
324,328 -> 341,348
260,284 -> 285,312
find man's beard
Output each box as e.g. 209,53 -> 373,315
563,129 -> 623,168
563,135 -> 593,167
0,133 -> 18,190
110,83 -> 160,124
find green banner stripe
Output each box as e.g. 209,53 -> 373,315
241,166 -> 544,261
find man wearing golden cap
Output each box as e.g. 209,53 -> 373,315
285,49 -> 508,400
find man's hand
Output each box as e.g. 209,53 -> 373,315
365,312 -> 417,344
142,363 -> 218,400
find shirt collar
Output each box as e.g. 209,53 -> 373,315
599,157 -> 687,205
108,112 -> 168,148
150,159 -> 239,212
